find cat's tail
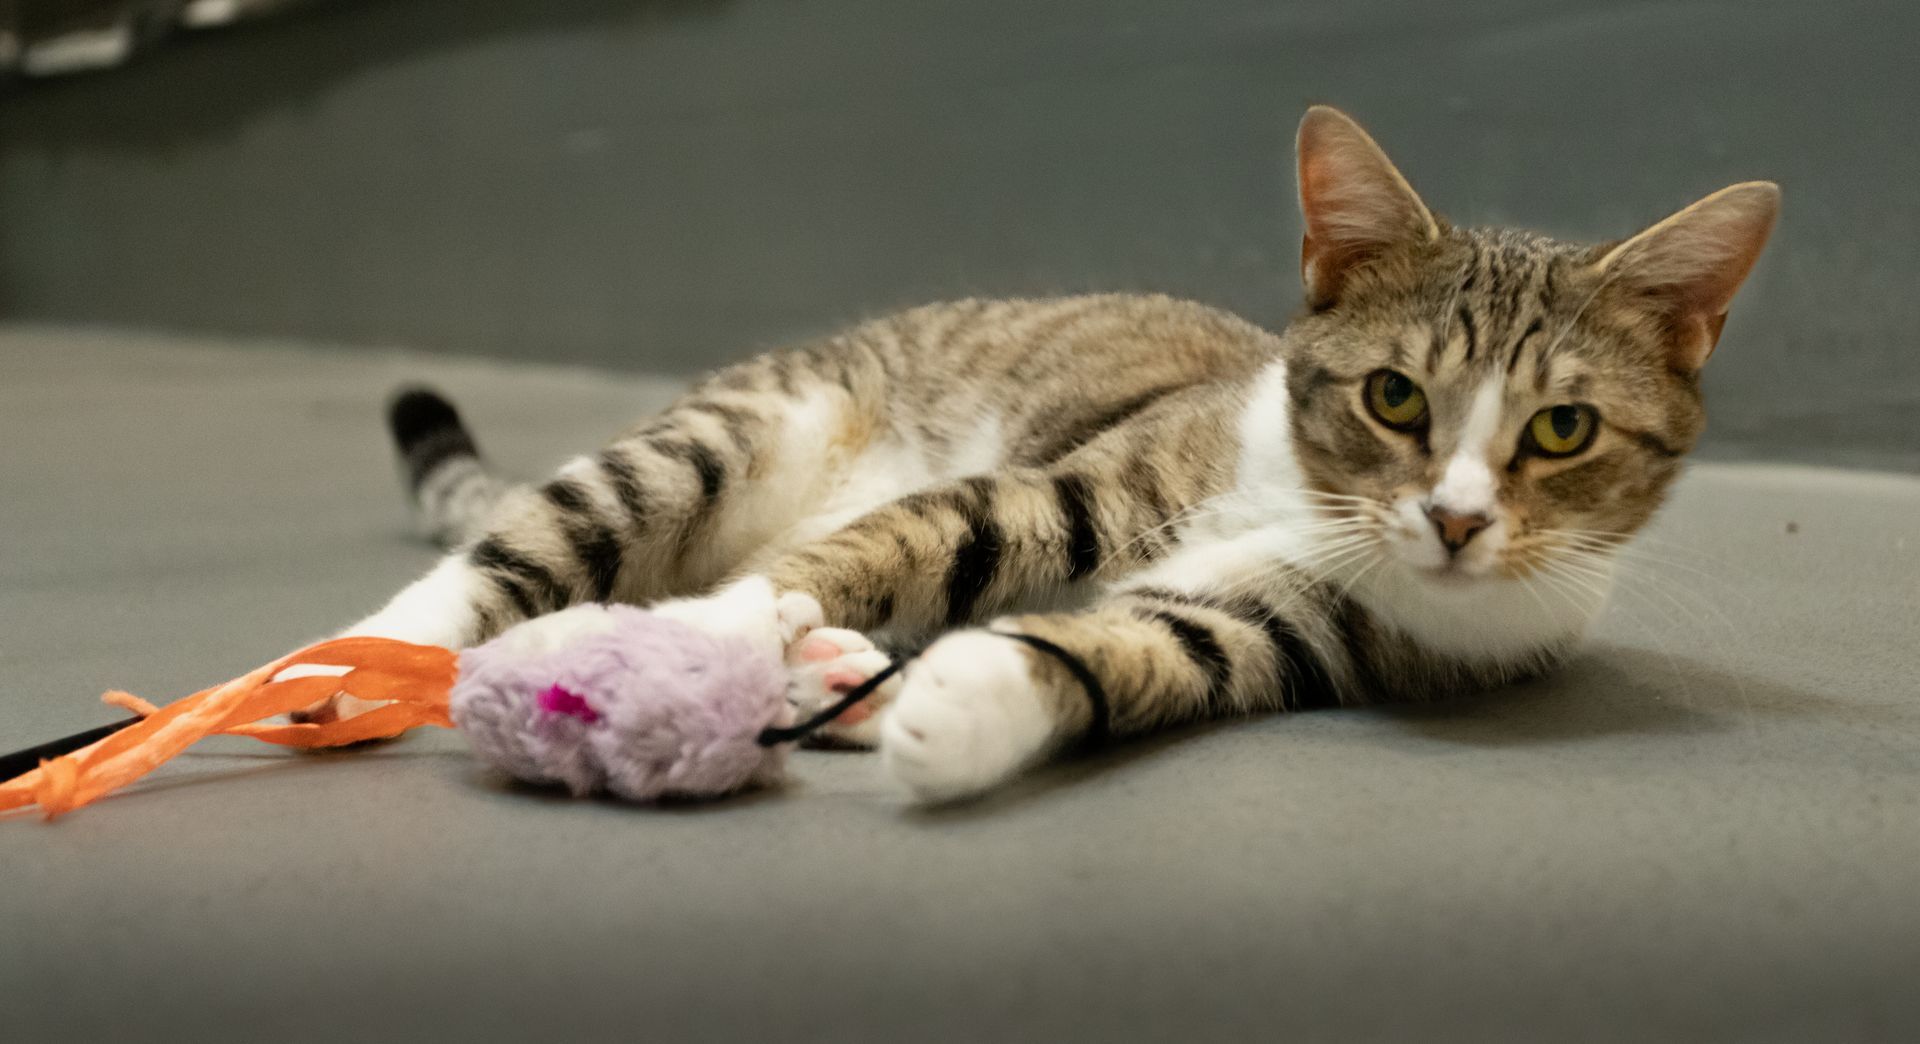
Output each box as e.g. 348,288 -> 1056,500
387,387 -> 512,549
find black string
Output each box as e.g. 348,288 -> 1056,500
990,631 -> 1111,747
756,660 -> 905,746
752,631 -> 1111,749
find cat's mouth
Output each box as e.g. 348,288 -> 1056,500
1414,561 -> 1485,586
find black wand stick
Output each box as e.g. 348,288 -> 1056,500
0,718 -> 143,784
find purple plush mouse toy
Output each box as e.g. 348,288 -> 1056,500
449,604 -> 889,801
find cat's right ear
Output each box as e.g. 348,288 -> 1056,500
1295,106 -> 1439,309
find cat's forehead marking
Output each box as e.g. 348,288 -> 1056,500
1534,352 -> 1593,401
1430,374 -> 1508,515
1393,322 -> 1427,369
1428,233 -> 1572,384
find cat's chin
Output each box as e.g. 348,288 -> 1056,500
1404,559 -> 1504,590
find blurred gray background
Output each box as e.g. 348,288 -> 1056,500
0,0 -> 1914,470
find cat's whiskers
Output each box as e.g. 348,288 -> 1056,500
1538,541 -> 1757,719
1555,545 -> 1743,644
1557,538 -> 1732,593
1109,487 -> 1383,562
1298,531 -> 1389,594
1530,554 -> 1753,736
1300,536 -> 1382,576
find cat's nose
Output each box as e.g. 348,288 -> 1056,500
1425,505 -> 1491,555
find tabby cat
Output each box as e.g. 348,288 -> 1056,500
305,107 -> 1778,802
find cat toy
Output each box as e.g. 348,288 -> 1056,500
0,606 -> 897,820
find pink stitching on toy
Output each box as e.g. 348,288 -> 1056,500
536,684 -> 600,724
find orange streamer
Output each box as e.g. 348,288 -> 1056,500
0,637 -> 457,820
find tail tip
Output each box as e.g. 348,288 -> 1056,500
387,386 -> 480,494
387,386 -> 466,452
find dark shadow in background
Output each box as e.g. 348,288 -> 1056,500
2,0 -> 731,148
1,0 -> 1915,472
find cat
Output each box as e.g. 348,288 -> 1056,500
301,106 -> 1778,803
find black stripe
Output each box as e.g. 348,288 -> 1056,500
597,449 -> 650,525
769,353 -> 797,396
1141,608 -> 1232,706
482,570 -> 539,620
1506,317 -> 1544,375
1030,387 -> 1178,464
1136,591 -> 1342,712
1127,586 -> 1207,608
540,479 -> 592,515
470,537 -> 569,617
572,523 -> 624,601
943,485 -> 1003,626
1620,426 -> 1685,458
681,400 -> 757,450
1457,306 -> 1479,360
1052,472 -> 1101,581
1233,598 -> 1341,711
652,439 -> 726,505
542,480 -> 625,600
829,351 -> 858,394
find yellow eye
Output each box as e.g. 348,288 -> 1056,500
1365,370 -> 1428,431
1528,404 -> 1597,457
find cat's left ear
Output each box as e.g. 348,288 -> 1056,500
1595,181 -> 1780,370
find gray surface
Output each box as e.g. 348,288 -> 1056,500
3,326 -> 1918,1042
2,0 -> 1917,472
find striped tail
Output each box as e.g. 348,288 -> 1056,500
387,387 -> 511,548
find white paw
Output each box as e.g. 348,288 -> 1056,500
785,627 -> 901,748
881,632 -> 1057,803
651,575 -> 822,661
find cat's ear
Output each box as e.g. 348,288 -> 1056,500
1594,181 -> 1780,370
1295,106 -> 1439,309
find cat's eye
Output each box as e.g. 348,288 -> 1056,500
1364,370 -> 1429,431
1526,404 -> 1598,457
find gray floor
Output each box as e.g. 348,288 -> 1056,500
3,326 -> 1917,1042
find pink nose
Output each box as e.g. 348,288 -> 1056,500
1426,506 -> 1491,555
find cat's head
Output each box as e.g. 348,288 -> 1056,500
1281,106 -> 1777,586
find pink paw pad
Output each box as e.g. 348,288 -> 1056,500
796,637 -> 844,664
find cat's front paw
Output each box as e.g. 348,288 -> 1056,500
881,632 -> 1057,803
786,627 -> 901,748
650,575 -> 822,661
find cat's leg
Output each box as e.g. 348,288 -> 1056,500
879,577 -> 1355,802
302,347 -> 885,721
673,424 -> 1224,744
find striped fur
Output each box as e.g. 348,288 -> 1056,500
330,107 -> 1776,801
